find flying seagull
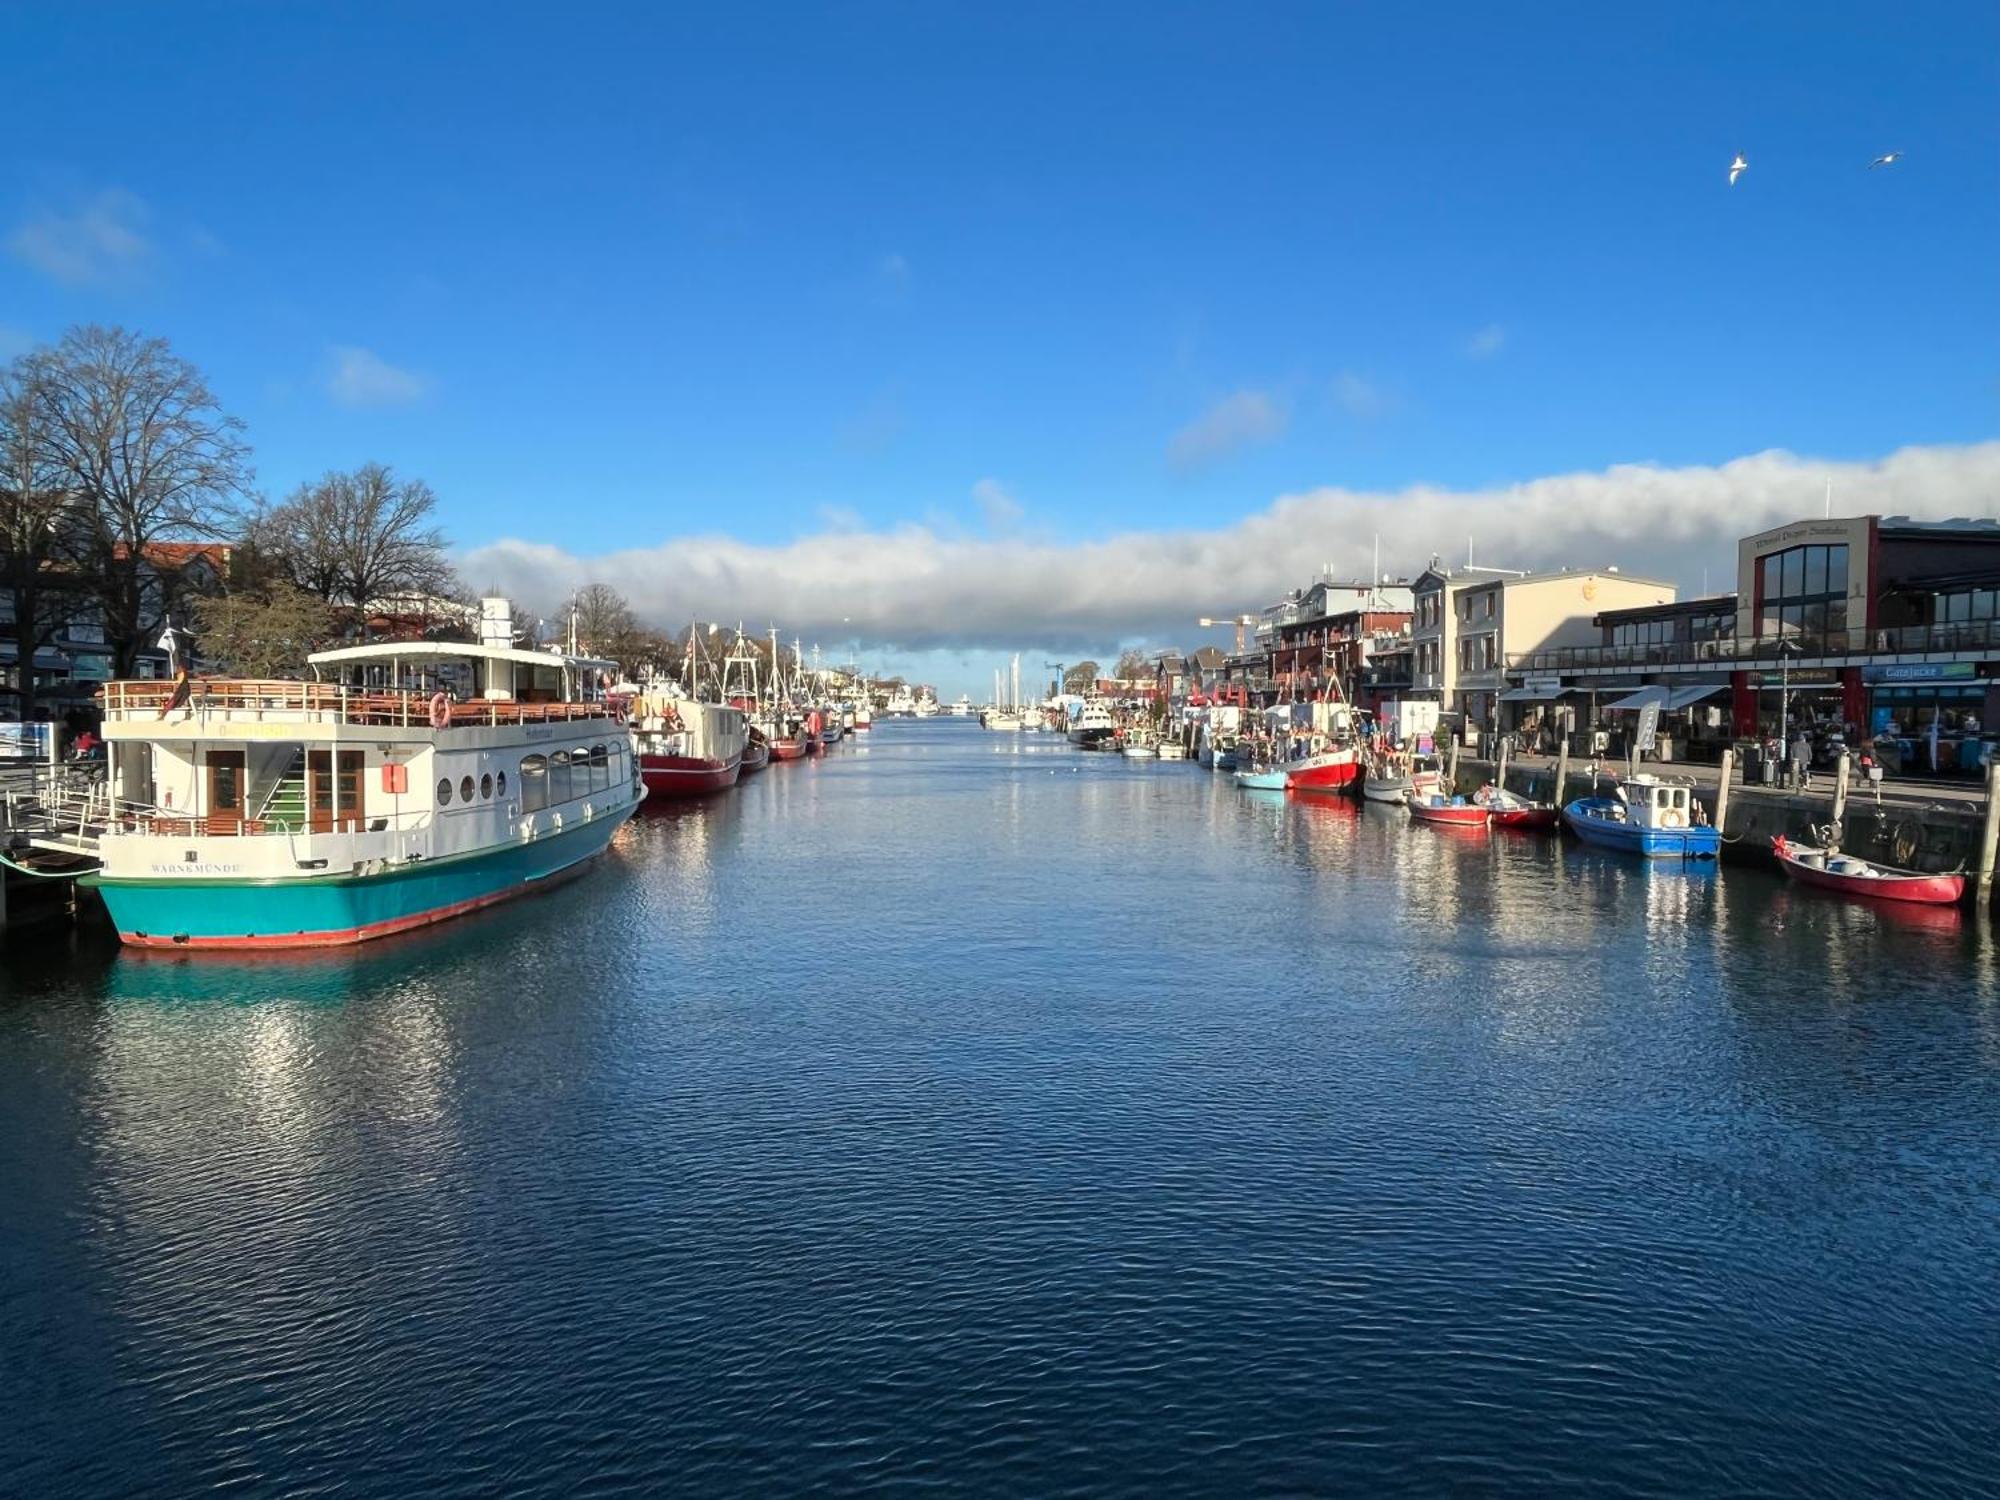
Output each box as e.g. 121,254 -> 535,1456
1728,153 -> 1748,186
1869,150 -> 1904,169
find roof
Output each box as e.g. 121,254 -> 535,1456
1595,593 -> 1738,623
308,641 -> 618,673
1459,566 -> 1677,592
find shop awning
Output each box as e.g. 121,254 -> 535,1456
1499,686 -> 1560,702
1605,686 -> 1670,711
1666,684 -> 1727,711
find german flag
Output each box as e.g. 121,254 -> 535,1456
158,668 -> 192,719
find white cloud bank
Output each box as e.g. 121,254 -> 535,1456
326,345 -> 430,407
459,441 -> 2000,656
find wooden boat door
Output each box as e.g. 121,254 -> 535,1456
206,749 -> 246,832
307,749 -> 365,832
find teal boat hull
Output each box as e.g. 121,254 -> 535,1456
85,805 -> 633,950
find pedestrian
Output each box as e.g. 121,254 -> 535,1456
1791,729 -> 1812,791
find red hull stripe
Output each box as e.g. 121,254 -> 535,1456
117,860 -> 597,951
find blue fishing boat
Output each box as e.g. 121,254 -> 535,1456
1563,773 -> 1720,859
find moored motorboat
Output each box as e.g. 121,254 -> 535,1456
738,733 -> 771,774
1068,696 -> 1118,750
1563,774 -> 1719,859
1409,793 -> 1490,828
1156,740 -> 1187,761
1233,767 -> 1288,790
1772,835 -> 1965,905
1474,784 -> 1559,831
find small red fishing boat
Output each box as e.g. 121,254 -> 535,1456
1771,835 -> 1964,906
1409,793 -> 1490,828
1474,784 -> 1559,831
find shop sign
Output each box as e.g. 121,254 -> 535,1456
1861,662 -> 1978,684
1746,668 -> 1840,686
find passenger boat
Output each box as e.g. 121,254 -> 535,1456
83,616 -> 640,949
1409,793 -> 1490,828
1068,696 -> 1118,750
631,688 -> 747,798
1563,774 -> 1720,859
1474,784 -> 1559,831
1771,835 -> 1965,906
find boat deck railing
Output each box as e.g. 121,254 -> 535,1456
101,679 -> 619,729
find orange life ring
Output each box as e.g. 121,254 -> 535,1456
429,692 -> 451,730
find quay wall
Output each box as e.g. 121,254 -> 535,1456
1451,757 -> 1992,890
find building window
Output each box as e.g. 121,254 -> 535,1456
1758,543 -> 1849,641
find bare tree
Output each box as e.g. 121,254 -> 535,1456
254,463 -> 452,629
0,356 -> 83,716
191,580 -> 334,678
26,326 -> 251,676
1114,648 -> 1151,682
1063,660 -> 1101,692
572,582 -> 635,653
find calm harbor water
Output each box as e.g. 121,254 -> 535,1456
5,719 -> 2000,1497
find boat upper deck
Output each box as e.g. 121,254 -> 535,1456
101,679 -> 618,734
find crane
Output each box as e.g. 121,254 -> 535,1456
1197,615 -> 1257,655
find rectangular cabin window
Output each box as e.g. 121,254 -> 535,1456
549,750 -> 571,804
520,754 -> 548,812
590,744 -> 609,790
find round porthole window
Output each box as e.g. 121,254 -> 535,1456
481,773 -> 493,799
460,774 -> 475,803
436,778 -> 452,806
497,771 -> 508,797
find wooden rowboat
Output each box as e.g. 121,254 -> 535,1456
1771,835 -> 1964,906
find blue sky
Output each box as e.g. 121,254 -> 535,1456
3,3 -> 1997,689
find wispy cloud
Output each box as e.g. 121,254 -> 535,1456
326,346 -> 430,408
971,477 -> 1023,531
458,441 -> 2000,656
1333,371 -> 1390,421
7,188 -> 152,286
1467,323 -> 1506,359
1167,389 -> 1290,470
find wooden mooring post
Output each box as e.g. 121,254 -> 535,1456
1714,747 -> 1734,838
1832,751 -> 1850,828
1979,760 -> 2000,903
1447,734 -> 1461,793
1554,736 -> 1570,808
1496,735 -> 1510,794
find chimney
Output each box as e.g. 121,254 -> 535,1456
480,597 -> 513,649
